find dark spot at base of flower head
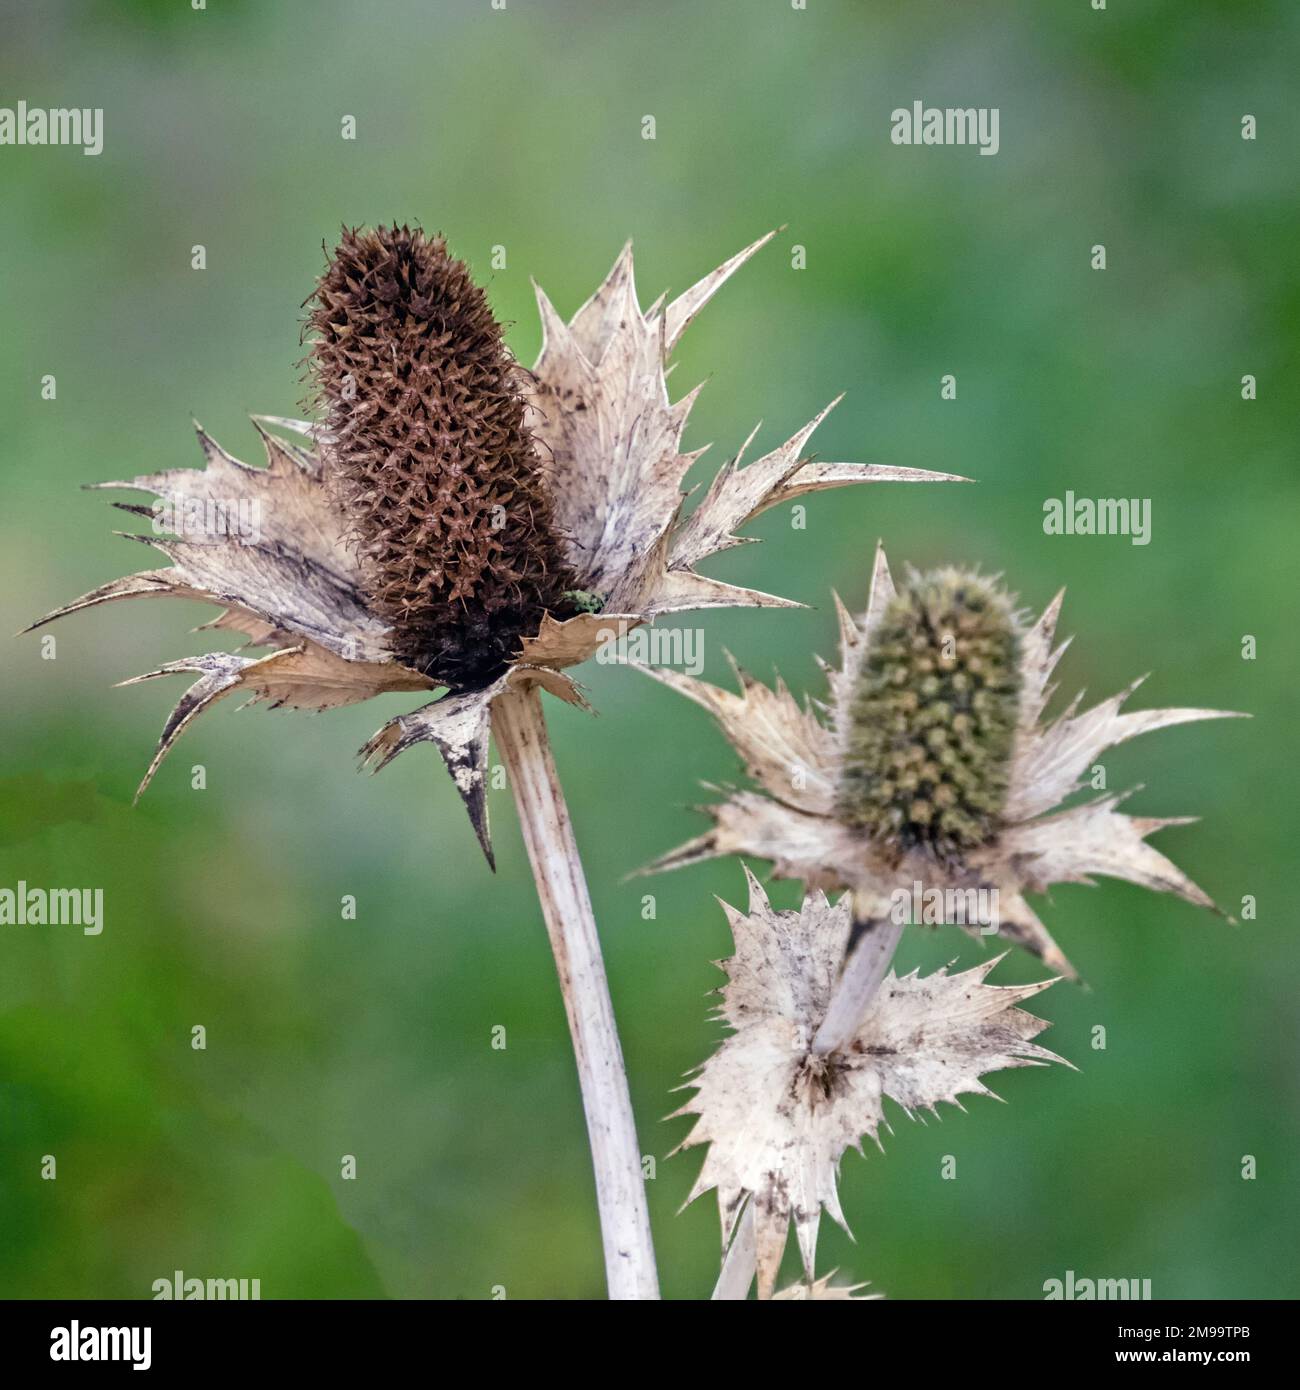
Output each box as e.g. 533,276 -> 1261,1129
794,1051 -> 851,1106
306,224 -> 581,688
837,568 -> 1022,862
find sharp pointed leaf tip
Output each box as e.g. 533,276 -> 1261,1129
460,782 -> 496,870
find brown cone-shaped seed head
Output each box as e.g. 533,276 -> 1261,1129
307,225 -> 579,687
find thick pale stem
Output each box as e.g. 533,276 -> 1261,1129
812,910 -> 906,1056
712,1201 -> 756,1301
492,683 -> 660,1300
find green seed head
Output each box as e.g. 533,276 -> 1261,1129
837,569 -> 1023,861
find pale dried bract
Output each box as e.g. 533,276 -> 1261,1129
675,872 -> 1064,1299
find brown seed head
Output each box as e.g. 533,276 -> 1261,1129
306,224 -> 579,686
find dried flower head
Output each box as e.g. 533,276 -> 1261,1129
640,544 -> 1246,977
675,872 -> 1064,1299
24,233 -> 959,862
307,225 -> 580,688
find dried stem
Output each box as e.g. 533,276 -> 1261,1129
491,683 -> 660,1300
813,909 -> 906,1056
712,1201 -> 756,1300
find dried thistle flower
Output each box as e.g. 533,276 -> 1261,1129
24,231 -> 960,863
640,544 -> 1246,977
674,871 -> 1064,1299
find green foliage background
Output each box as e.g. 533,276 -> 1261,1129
1,0 -> 1295,1299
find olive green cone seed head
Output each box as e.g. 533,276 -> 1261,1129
307,225 -> 579,688
837,569 -> 1023,860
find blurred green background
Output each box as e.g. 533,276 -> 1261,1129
1,0 -> 1296,1300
